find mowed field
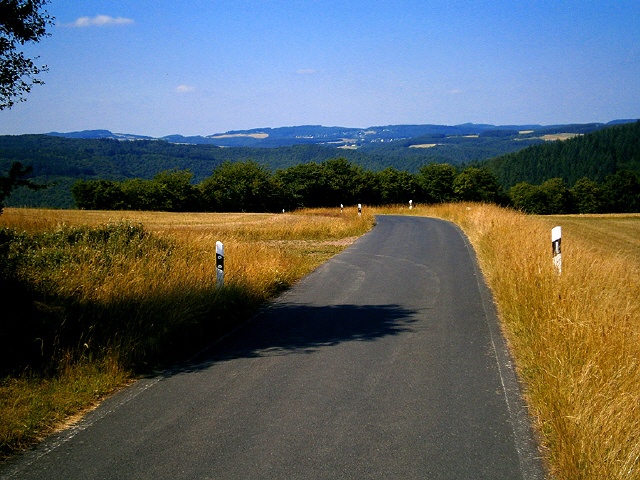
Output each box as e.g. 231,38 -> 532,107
540,214 -> 640,262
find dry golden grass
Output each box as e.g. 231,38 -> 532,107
2,205 -> 639,479
0,207 -> 374,459
374,204 -> 640,480
0,207 -> 373,296
541,214 -> 640,263
1,355 -> 130,449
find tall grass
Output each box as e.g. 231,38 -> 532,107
381,203 -> 639,480
3,204 -> 638,479
0,207 -> 373,459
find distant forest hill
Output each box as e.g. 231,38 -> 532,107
45,120 -> 632,148
1,119 -> 638,209
481,120 -> 640,187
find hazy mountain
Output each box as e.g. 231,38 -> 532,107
47,130 -> 155,141
44,121 -> 634,148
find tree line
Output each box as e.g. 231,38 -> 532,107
70,158 -> 640,214
509,171 -> 640,214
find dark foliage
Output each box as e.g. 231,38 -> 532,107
2,121 -> 639,213
0,161 -> 46,212
484,121 -> 640,187
0,0 -> 54,109
69,160 -> 510,212
509,170 -> 640,214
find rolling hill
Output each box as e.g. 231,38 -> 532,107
2,120 -> 637,208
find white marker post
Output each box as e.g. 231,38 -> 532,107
409,199 -> 413,210
216,241 -> 224,287
552,226 -> 561,274
358,203 -> 362,216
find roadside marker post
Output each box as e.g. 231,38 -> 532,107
358,203 -> 362,216
216,241 -> 224,287
552,226 -> 561,274
409,199 -> 413,210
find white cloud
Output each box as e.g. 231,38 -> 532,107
70,15 -> 134,27
176,85 -> 196,93
450,89 -> 463,94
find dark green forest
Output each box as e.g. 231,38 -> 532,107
67,158 -> 640,215
69,160 -> 510,212
1,121 -> 640,214
0,123 -> 583,208
482,121 -> 640,187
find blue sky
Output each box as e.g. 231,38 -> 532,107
1,0 -> 638,137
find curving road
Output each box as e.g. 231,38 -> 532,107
1,215 -> 547,480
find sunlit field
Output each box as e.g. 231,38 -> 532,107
2,205 -> 639,480
0,207 -> 374,459
379,204 -> 639,480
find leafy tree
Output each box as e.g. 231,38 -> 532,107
200,161 -> 276,212
453,166 -> 505,204
273,158 -> 368,209
538,178 -> 571,214
71,179 -> 127,210
0,161 -> 45,213
0,2 -> 54,209
509,178 -> 571,214
1,0 -> 54,109
509,182 -> 546,214
571,177 -> 605,214
273,162 -> 327,209
148,169 -> 200,211
121,178 -> 162,211
375,167 -> 418,205
417,163 -> 457,203
603,170 -> 640,213
321,158 -> 367,207
358,169 -> 381,205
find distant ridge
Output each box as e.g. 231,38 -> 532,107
47,130 -> 155,141
3,119 -> 637,209
43,120 -> 637,148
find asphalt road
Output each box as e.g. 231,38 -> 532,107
1,215 -> 547,480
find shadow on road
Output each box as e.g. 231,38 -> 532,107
170,303 -> 419,374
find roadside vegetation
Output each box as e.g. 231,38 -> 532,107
1,205 -> 639,480
389,204 -> 637,480
0,207 -> 374,459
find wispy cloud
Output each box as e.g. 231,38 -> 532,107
450,89 -> 463,94
176,84 -> 196,93
68,15 -> 134,28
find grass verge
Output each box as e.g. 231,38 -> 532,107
376,204 -> 639,480
0,207 -> 374,460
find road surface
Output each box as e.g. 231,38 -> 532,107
1,215 -> 546,479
